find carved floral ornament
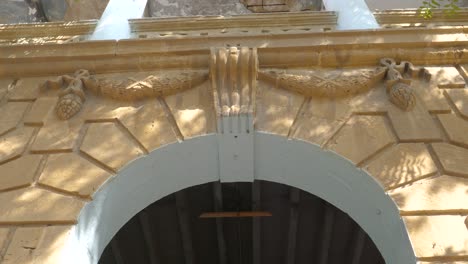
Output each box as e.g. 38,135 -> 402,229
40,57 -> 428,120
380,58 -> 423,111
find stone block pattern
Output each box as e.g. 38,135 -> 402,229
255,65 -> 468,262
0,64 -> 467,263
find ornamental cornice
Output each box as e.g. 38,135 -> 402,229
374,8 -> 468,26
0,20 -> 97,40
0,26 -> 467,78
129,11 -> 338,32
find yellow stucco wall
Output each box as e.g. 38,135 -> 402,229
0,15 -> 467,263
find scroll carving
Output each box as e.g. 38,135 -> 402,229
258,68 -> 386,98
41,69 -> 208,120
380,58 -> 429,111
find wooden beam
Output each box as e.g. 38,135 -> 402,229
318,203 -> 335,264
252,181 -> 261,264
200,211 -> 272,218
176,191 -> 195,264
138,210 -> 161,264
111,239 -> 125,264
286,188 -> 300,264
351,229 -> 366,264
213,182 -> 227,264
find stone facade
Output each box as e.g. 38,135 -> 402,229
0,11 -> 468,264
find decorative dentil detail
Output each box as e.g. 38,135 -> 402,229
41,69 -> 208,120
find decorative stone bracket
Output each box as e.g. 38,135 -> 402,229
41,69 -> 209,120
210,47 -> 258,182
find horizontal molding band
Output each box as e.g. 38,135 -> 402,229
0,27 -> 467,77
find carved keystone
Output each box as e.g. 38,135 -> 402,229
210,47 -> 258,132
210,47 -> 258,182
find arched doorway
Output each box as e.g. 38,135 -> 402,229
64,134 -> 416,264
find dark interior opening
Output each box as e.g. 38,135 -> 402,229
99,180 -> 385,264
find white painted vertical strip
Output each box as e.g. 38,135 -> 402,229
90,0 -> 147,40
323,0 -> 379,30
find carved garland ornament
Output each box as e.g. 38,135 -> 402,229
42,57 -> 427,120
41,69 -> 208,120
258,58 -> 429,111
258,67 -> 387,98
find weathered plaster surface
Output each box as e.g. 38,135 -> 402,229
149,0 -> 251,17
0,1 -> 40,24
0,0 -> 109,24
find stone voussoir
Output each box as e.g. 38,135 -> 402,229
445,89 -> 468,119
8,77 -> 50,101
0,102 -> 29,136
403,215 -> 468,260
365,143 -> 437,190
0,155 -> 42,192
38,153 -> 112,198
389,175 -> 468,214
2,225 -> 73,264
0,187 -> 83,224
326,115 -> 395,165
31,122 -> 81,153
431,143 -> 468,177
80,122 -> 145,172
0,127 -> 35,163
24,97 -> 59,126
118,102 -> 178,152
438,113 -> 468,147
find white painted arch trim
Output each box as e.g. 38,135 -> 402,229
64,133 -> 416,264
